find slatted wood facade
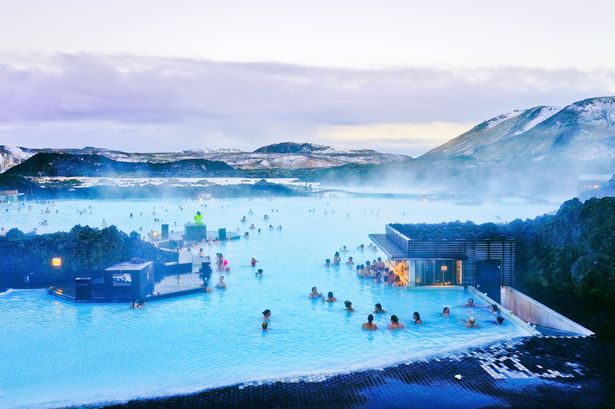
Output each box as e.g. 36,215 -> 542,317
373,225 -> 516,287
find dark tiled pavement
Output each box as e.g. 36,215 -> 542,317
89,336 -> 614,409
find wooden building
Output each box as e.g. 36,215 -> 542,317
369,224 -> 515,302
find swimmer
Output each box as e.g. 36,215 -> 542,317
215,276 -> 227,289
255,268 -> 263,277
309,287 -> 322,299
442,307 -> 450,317
466,317 -> 479,328
388,315 -> 405,330
333,252 -> 341,266
251,257 -> 257,267
262,309 -> 272,321
489,304 -> 499,314
325,291 -> 336,303
344,300 -> 355,312
346,256 -> 354,265
362,314 -> 378,330
496,316 -> 505,325
413,312 -> 423,325
261,322 -> 268,331
466,298 -> 475,307
374,303 -> 385,314
325,258 -> 331,267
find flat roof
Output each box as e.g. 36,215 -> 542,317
105,261 -> 153,271
368,234 -> 407,260
389,223 -> 511,241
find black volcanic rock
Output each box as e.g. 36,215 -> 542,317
253,142 -> 330,154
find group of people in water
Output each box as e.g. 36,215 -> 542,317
326,249 -> 405,286
306,289 -> 505,331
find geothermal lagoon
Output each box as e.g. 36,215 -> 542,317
0,195 -> 557,408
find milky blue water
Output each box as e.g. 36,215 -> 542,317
0,196 -> 555,408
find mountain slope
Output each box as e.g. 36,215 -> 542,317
253,142 -> 331,154
4,153 -> 235,177
423,97 -> 615,164
0,144 -> 408,173
413,96 -> 615,196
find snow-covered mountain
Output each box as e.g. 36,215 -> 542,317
422,97 -> 615,164
0,146 -> 33,173
416,96 -> 615,196
0,143 -> 408,173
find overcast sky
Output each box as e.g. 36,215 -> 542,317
0,0 -> 614,155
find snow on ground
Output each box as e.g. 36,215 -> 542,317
513,106 -> 562,135
485,110 -> 523,129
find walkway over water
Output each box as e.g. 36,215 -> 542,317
154,273 -> 203,296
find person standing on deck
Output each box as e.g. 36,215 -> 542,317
194,211 -> 203,224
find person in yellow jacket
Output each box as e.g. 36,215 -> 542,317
194,211 -> 203,224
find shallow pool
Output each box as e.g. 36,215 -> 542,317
0,196 -> 553,408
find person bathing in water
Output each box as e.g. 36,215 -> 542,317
215,276 -> 227,289
309,287 -> 322,298
412,312 -> 423,325
466,316 -> 479,328
388,315 -> 404,330
344,300 -> 355,312
466,298 -> 475,307
442,307 -> 450,317
362,314 -> 378,330
374,303 -> 385,314
325,291 -> 336,303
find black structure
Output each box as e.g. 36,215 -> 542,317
184,224 -> 207,241
370,224 -> 515,301
74,277 -> 92,300
161,224 -> 169,239
104,261 -> 155,301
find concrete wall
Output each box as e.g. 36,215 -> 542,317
501,286 -> 594,336
468,287 -> 539,336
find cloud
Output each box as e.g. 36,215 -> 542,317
0,53 -> 613,154
317,122 -> 475,155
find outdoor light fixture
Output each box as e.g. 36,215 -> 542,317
51,257 -> 62,267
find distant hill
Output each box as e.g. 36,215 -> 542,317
4,153 -> 235,177
254,142 -> 331,154
0,144 -> 407,173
